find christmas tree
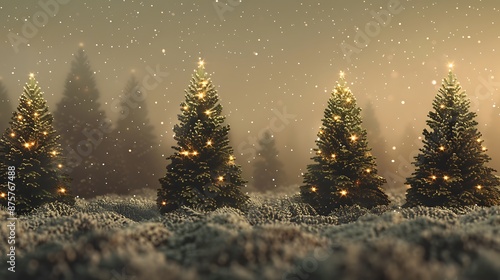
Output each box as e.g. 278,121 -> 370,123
300,72 -> 390,215
404,67 -> 500,207
110,75 -> 161,193
53,48 -> 111,197
0,74 -> 74,214
158,60 -> 248,213
252,130 -> 287,191
0,80 -> 13,134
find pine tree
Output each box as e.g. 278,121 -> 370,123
53,48 -> 111,197
111,75 -> 161,193
0,81 -> 13,135
0,75 -> 74,214
405,69 -> 500,207
300,72 -> 389,215
158,60 -> 248,213
252,130 -> 287,191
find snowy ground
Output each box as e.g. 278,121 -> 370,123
1,188 -> 500,280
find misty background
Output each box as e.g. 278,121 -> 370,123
1,0 -> 500,190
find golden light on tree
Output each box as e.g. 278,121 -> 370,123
439,146 -> 445,151
340,190 -> 348,196
311,186 -> 317,192
43,131 -> 48,135
17,115 -> 23,120
365,168 -> 371,173
183,105 -> 189,110
197,92 -> 205,99
440,104 -> 445,109
476,185 -> 482,190
181,151 -> 190,156
10,132 -> 15,137
350,135 -> 358,141
24,143 -> 30,148
431,175 -> 437,180
198,60 -> 205,67
333,115 -> 341,121
346,98 -> 351,103
34,112 -> 39,117
331,154 -> 336,159
204,110 -> 212,115
206,140 -> 213,146
58,164 -> 63,168
482,146 -> 487,151
161,201 -> 167,206
0,193 -> 6,198
443,175 -> 449,180
58,188 -> 66,194
218,176 -> 224,182
191,151 -> 198,156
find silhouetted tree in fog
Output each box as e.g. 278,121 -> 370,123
252,130 -> 287,191
0,81 -> 13,135
53,48 -> 112,197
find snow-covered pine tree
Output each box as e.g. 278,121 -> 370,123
405,68 -> 500,207
301,72 -> 389,215
0,74 -> 74,214
157,60 -> 248,213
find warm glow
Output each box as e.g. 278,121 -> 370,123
340,190 -> 348,196
331,154 -> 336,159
181,151 -> 190,156
198,60 -> 205,67
51,151 -> 57,156
31,142 -> 35,146
183,105 -> 189,110
161,201 -> 167,206
17,115 -> 23,120
440,104 -> 445,109
10,133 -> 15,137
201,80 -> 208,87
317,150 -> 322,154
58,164 -> 63,168
192,151 -> 198,156
482,146 -> 487,151
319,130 -> 324,134
333,115 -> 341,121
476,185 -> 482,190
346,98 -> 351,103
350,135 -> 358,141
366,168 -> 371,173
218,176 -> 224,182
311,186 -> 317,192
206,140 -> 213,146
204,110 -> 212,115
431,175 -> 437,180
448,63 -> 454,70
197,92 -> 205,99
439,146 -> 445,151
58,188 -> 66,194
0,193 -> 6,198
43,131 -> 48,135
29,73 -> 34,78
34,112 -> 39,117
24,143 -> 30,148
339,71 -> 345,79
443,175 -> 449,180
229,155 -> 235,161
27,100 -> 32,105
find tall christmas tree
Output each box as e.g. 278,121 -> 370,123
252,130 -> 287,191
158,60 -> 248,213
0,74 -> 74,214
0,80 -> 13,134
405,67 -> 500,207
110,75 -> 161,193
53,48 -> 110,197
300,72 -> 389,215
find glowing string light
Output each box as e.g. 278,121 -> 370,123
340,190 -> 348,196
311,186 -> 317,192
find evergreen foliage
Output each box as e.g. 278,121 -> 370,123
405,70 -> 500,207
0,75 -> 74,214
157,61 -> 248,213
301,72 -> 389,215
